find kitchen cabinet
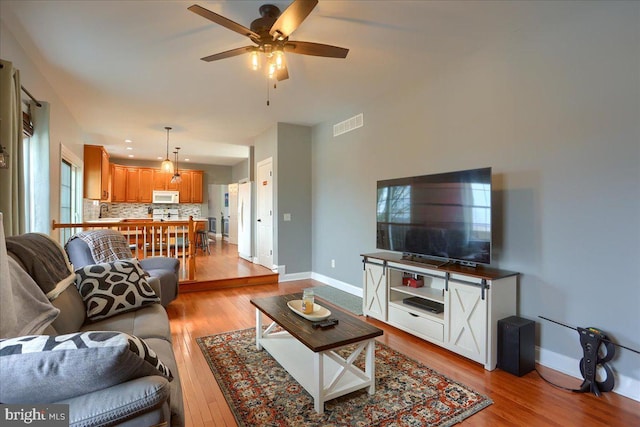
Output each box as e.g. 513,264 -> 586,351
177,171 -> 192,202
83,145 -> 110,200
125,168 -> 140,202
111,164 -> 127,202
115,165 -> 203,203
191,170 -> 203,203
139,168 -> 154,203
153,170 -> 173,191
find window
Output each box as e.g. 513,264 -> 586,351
21,100 -> 50,234
60,145 -> 83,243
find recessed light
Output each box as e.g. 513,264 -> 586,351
124,139 -> 132,143
184,158 -> 190,162
157,156 -> 163,160
128,154 -> 134,158
125,146 -> 133,150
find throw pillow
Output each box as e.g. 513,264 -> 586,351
0,331 -> 172,404
75,259 -> 160,321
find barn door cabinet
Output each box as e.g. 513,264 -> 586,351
361,252 -> 519,370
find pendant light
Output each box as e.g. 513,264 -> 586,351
170,147 -> 182,184
160,127 -> 174,174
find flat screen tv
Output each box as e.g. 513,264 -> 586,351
376,167 -> 492,266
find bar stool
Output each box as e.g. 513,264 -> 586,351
195,229 -> 210,255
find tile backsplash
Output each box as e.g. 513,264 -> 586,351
83,200 -> 202,221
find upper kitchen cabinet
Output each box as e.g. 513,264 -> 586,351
83,145 -> 110,200
111,164 -> 127,202
153,168 -> 203,203
153,170 -> 173,191
112,165 -> 155,203
190,170 -> 203,203
139,168 -> 154,203
111,165 -> 203,204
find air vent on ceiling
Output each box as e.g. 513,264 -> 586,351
333,113 -> 363,137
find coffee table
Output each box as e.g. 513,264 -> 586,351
250,293 -> 383,414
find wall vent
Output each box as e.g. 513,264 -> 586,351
333,113 -> 363,137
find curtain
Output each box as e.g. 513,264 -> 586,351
0,59 -> 25,237
29,100 -> 50,234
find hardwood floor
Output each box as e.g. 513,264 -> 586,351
166,245 -> 640,426
178,238 -> 278,291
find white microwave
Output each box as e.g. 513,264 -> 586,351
152,190 -> 179,204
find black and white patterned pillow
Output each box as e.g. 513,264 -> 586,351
0,331 -> 173,404
75,259 -> 160,321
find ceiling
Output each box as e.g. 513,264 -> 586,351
1,1 -> 572,166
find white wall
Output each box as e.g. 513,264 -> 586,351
311,2 -> 639,390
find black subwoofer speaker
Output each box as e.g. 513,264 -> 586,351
497,316 -> 535,376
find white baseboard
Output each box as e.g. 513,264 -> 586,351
309,272 -> 363,298
279,271 -> 312,282
537,346 -> 640,402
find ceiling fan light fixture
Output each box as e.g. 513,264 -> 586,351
267,61 -> 277,79
250,50 -> 260,70
161,127 -> 174,174
274,49 -> 284,70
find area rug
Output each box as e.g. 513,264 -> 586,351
196,328 -> 492,427
306,285 -> 363,315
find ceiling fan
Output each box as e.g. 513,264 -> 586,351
188,0 -> 349,81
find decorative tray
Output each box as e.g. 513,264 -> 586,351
287,300 -> 332,321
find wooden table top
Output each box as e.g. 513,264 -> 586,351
251,293 -> 383,353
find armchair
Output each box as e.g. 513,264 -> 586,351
65,230 -> 179,307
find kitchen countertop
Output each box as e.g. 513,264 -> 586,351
86,217 -> 207,223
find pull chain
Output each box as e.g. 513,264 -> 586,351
266,77 -> 278,106
266,77 -> 270,106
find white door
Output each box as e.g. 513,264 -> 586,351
227,183 -> 238,245
447,281 -> 487,364
238,182 -> 252,261
256,158 -> 273,269
363,261 -> 387,321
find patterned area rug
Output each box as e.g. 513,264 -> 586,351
196,328 -> 492,427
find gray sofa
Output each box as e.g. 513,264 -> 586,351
1,230 -> 184,427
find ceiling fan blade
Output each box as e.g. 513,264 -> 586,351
276,65 -> 289,81
269,0 -> 318,40
284,41 -> 349,58
201,46 -> 253,62
188,4 -> 259,40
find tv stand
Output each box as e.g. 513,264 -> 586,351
401,254 -> 449,268
362,252 -> 519,370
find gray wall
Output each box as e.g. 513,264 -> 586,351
311,3 -> 639,379
253,123 -> 312,272
277,124 -> 312,274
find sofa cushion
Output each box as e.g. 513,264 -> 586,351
49,285 -> 87,334
80,303 -> 172,341
57,376 -> 171,427
75,259 -> 159,321
0,331 -> 173,404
